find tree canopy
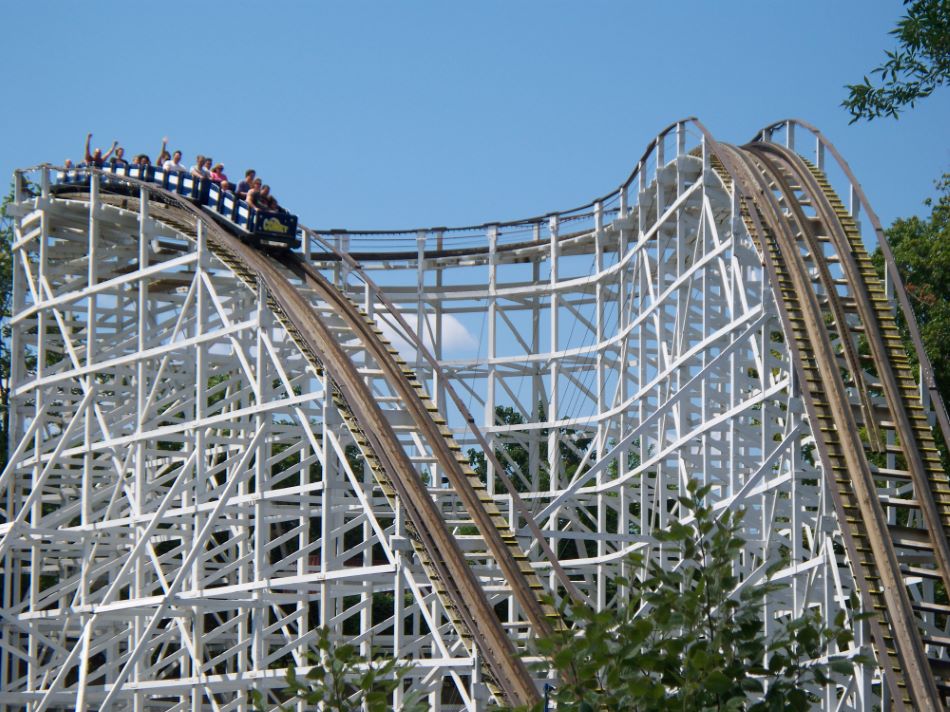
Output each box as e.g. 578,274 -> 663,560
843,0 -> 950,122
502,480 -> 866,712
0,189 -> 15,470
873,174 -> 950,408
252,625 -> 425,712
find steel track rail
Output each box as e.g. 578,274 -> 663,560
714,144 -> 946,710
49,175 -> 543,707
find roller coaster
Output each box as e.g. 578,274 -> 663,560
1,118 -> 948,710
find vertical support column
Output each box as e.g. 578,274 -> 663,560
790,364 -> 803,617
546,215 -> 560,591
76,170 -> 99,711
132,186 -> 151,712
727,172 -> 740,499
486,225 -> 498,495
392,539 -> 405,710
1,171 -> 28,697
616,183 -> 629,602
433,230 -> 445,416
25,169 -> 48,701
529,223 -> 542,493
360,457 -> 372,661
332,232 -> 343,288
174,214 -> 196,704
756,264 -> 767,581
700,137 -> 711,491
820,500 -> 836,710
674,128 -> 686,491
6,172 -> 27,459
340,234 -> 351,292
637,160 -> 649,562
13,169 -> 24,205
416,230 -> 427,378
236,289 -> 251,689
38,166 -> 49,200
320,379 -> 332,630
594,202 -> 606,609
191,220 -> 209,712
295,407 -> 311,712
252,279 -> 270,676
428,596 -> 440,712
416,230 -> 431,488
654,138 -> 668,532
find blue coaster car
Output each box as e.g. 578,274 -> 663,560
56,165 -> 300,251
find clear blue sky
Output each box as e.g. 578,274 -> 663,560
2,1 -> 947,231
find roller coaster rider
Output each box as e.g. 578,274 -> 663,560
63,135 -> 299,249
84,132 -> 117,168
163,150 -> 187,173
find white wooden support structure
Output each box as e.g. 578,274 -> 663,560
4,118 -> 939,710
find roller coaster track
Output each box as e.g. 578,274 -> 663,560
299,128 -> 950,708
711,140 -> 950,711
6,118 -> 950,710
47,176 -> 556,707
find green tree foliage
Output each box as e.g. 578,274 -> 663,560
468,406 -> 533,491
506,481 -> 868,712
0,187 -> 15,472
468,405 -> 591,494
843,0 -> 950,122
873,174 -> 950,405
871,174 -> 950,468
252,626 -> 425,712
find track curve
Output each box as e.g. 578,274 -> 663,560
36,174 -> 549,708
711,139 -> 950,711
6,117 -> 950,711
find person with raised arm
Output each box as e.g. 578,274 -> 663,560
157,137 -> 169,165
84,132 -> 118,167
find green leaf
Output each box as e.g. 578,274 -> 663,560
704,670 -> 733,694
768,653 -> 788,674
